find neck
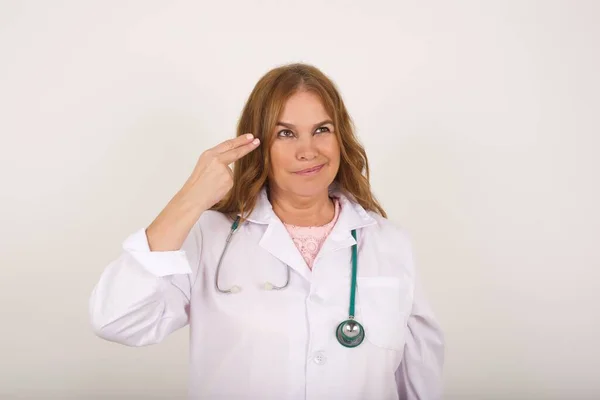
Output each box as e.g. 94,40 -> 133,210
269,186 -> 334,227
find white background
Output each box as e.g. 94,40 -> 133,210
1,1 -> 599,399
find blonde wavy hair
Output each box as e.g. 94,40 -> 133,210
211,63 -> 387,220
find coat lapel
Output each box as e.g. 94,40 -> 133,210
316,189 -> 377,259
239,188 -> 310,282
311,189 -> 377,285
259,219 -> 312,282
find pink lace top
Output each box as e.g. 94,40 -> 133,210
283,197 -> 341,270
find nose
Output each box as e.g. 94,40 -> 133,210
296,134 -> 318,161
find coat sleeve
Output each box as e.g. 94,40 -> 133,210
88,222 -> 203,347
395,236 -> 445,399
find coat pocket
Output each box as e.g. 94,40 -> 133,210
356,276 -> 413,351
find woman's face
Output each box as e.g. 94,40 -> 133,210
268,90 -> 340,198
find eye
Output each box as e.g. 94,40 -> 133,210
277,129 -> 295,138
315,126 -> 331,134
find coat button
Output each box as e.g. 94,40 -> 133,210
312,351 -> 327,365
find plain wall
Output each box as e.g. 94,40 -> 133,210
1,1 -> 599,399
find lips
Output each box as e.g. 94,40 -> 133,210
295,164 -> 325,175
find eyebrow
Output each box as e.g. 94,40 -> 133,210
275,119 -> 334,129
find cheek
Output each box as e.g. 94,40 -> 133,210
320,136 -> 341,162
269,143 -> 291,171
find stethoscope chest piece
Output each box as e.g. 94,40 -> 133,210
336,318 -> 365,348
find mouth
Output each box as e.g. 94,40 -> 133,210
294,164 -> 325,176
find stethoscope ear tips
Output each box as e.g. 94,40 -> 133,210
224,282 -> 281,293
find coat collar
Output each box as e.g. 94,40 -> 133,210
237,184 -> 378,283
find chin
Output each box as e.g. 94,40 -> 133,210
288,178 -> 335,198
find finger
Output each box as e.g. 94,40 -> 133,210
212,133 -> 255,154
219,138 -> 260,164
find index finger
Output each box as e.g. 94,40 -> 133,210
212,133 -> 255,154
218,137 -> 260,165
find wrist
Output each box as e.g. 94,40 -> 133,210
171,190 -> 208,217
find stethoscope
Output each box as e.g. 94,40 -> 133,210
215,216 -> 365,348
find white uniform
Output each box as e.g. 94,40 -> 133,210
89,187 -> 445,399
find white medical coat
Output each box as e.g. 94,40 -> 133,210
89,187 -> 444,399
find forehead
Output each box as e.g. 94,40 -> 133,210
279,91 -> 332,123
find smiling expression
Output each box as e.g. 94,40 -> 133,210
268,90 -> 341,198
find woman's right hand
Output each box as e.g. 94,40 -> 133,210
179,133 -> 261,212
146,134 -> 260,251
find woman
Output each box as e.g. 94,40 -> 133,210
89,63 -> 444,399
